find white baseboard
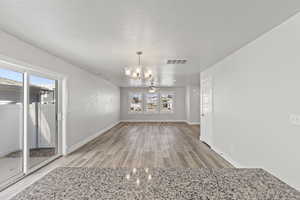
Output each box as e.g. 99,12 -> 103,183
185,121 -> 200,125
65,121 -> 121,155
212,145 -> 245,168
212,145 -> 300,191
120,120 -> 200,125
120,119 -> 187,123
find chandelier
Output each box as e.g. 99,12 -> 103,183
124,51 -> 153,81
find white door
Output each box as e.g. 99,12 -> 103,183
200,76 -> 213,146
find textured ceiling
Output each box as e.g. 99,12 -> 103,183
0,0 -> 299,86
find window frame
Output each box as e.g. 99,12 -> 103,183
159,91 -> 175,114
144,92 -> 160,114
128,92 -> 144,114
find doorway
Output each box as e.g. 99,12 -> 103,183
200,76 -> 213,146
0,64 -> 62,190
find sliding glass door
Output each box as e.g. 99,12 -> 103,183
28,75 -> 58,169
0,68 -> 24,187
0,66 -> 61,190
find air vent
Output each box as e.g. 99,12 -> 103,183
166,59 -> 187,64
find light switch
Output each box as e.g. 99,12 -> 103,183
290,114 -> 300,126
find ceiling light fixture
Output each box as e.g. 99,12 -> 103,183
124,51 -> 153,81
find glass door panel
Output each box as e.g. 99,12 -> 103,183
0,68 -> 24,186
28,75 -> 58,169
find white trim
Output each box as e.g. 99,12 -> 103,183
120,120 -> 187,123
120,120 -> 199,125
186,121 -> 200,125
61,78 -> 68,155
212,146 -> 300,191
0,54 -> 66,79
23,72 -> 29,174
212,145 -> 245,168
65,121 -> 121,155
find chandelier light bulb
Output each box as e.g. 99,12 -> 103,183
133,168 -> 137,174
144,69 -> 152,80
132,72 -> 138,78
136,67 -> 141,73
125,68 -> 131,76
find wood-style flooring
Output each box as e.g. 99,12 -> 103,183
0,122 -> 233,199
64,122 -> 233,168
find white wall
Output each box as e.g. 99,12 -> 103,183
202,13 -> 300,190
186,85 -> 200,124
120,87 -> 186,121
0,30 -> 120,154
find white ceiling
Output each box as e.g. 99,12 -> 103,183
0,0 -> 299,87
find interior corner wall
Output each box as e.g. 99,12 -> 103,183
120,87 -> 186,121
0,30 -> 120,154
201,13 -> 300,190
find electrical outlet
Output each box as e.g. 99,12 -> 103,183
290,114 -> 300,126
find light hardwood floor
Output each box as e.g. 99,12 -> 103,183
0,122 -> 232,199
64,122 -> 233,168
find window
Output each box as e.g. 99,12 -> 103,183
160,92 -> 175,113
145,93 -> 159,113
128,91 -> 175,114
129,93 -> 143,113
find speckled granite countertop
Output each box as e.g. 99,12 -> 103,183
11,167 -> 300,200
